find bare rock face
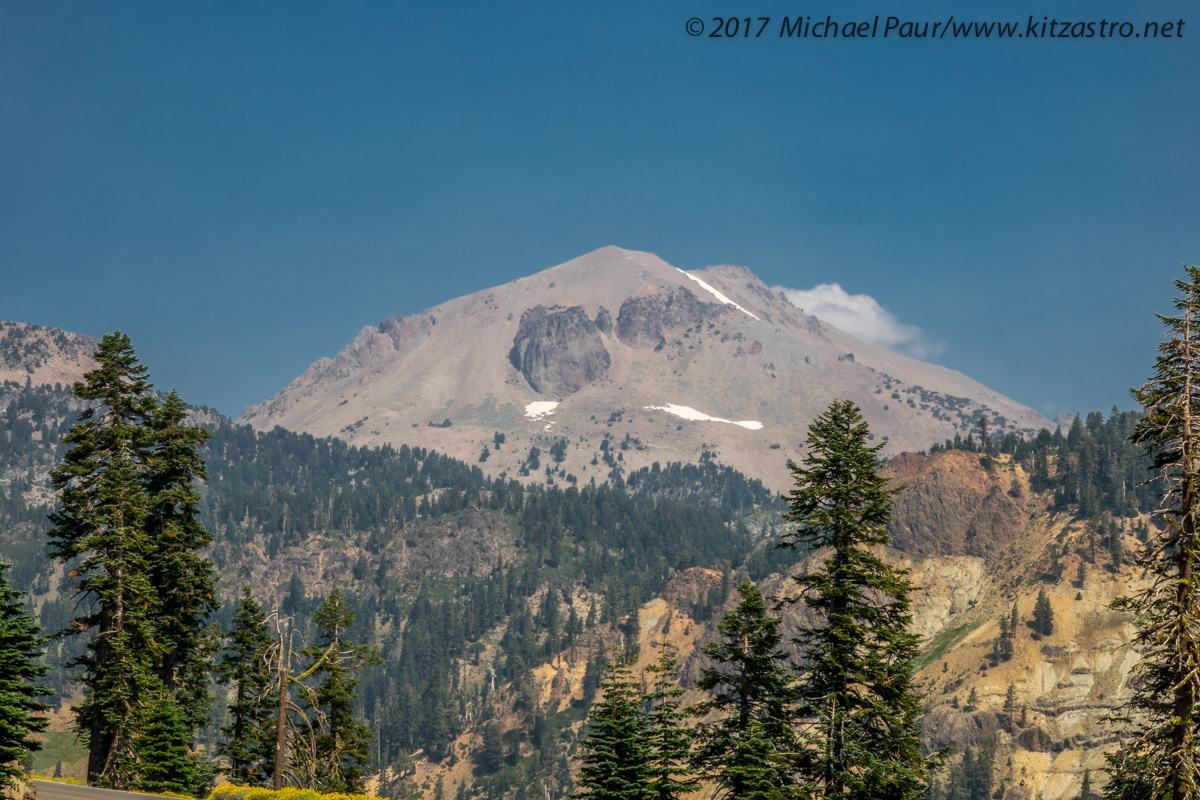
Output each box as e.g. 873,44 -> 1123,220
923,709 -> 1010,752
1015,725 -> 1055,753
616,286 -> 723,345
594,306 -> 613,334
509,305 -> 611,397
406,509 -> 511,577
886,451 -> 1025,559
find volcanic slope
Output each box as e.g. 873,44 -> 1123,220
239,246 -> 1050,491
0,321 -> 97,389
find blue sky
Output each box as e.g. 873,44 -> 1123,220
2,1 -> 1197,421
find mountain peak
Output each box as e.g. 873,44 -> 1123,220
239,249 -> 1050,491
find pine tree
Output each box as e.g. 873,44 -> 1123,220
476,721 -> 504,774
977,415 -> 991,454
574,651 -> 650,800
1032,589 -> 1054,638
132,693 -> 198,796
1048,544 -> 1065,582
995,613 -> 1013,663
0,561 -> 51,792
300,589 -> 381,793
145,389 -> 219,733
643,640 -> 698,800
1077,769 -> 1092,800
971,740 -> 995,800
937,741 -> 995,800
1107,265 -> 1200,800
47,331 -> 161,786
945,748 -> 975,800
216,586 -> 275,786
688,580 -> 795,800
782,399 -> 934,800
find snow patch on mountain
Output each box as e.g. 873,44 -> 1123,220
676,269 -> 760,320
644,403 -> 763,430
525,401 -> 559,421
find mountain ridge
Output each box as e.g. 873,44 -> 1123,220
0,321 -> 97,389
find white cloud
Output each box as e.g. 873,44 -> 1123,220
772,283 -> 944,360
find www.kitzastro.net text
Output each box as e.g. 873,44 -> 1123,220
684,15 -> 1186,39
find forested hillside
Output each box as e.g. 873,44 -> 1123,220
929,407 -> 1157,517
0,378 -> 787,795
0,371 -> 1170,800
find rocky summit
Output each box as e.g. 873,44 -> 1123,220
238,246 -> 1050,491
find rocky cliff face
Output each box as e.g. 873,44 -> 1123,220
886,450 -> 1027,559
882,451 -> 1142,800
509,305 -> 611,397
486,450 -> 1142,800
615,286 -> 723,346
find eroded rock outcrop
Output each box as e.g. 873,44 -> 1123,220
616,286 -> 723,345
509,305 -> 611,396
886,451 -> 1026,559
924,709 -> 1011,752
594,306 -> 613,333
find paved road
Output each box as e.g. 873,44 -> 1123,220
33,780 -> 166,800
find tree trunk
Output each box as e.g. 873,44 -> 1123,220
273,663 -> 287,790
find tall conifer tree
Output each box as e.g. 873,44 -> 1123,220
300,589 -> 381,793
1107,265 -> 1200,800
574,651 -> 650,800
782,399 -> 933,800
688,580 -> 795,800
1078,769 -> 1093,800
146,389 -> 219,732
644,640 -> 698,800
47,331 -> 160,786
217,586 -> 275,786
1032,589 -> 1054,638
0,561 -> 52,791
